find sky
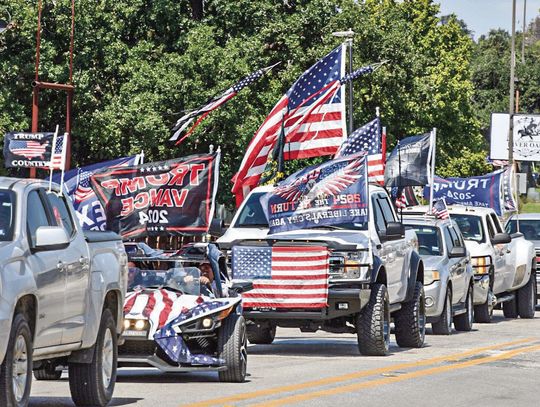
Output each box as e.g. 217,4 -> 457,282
437,0 -> 540,38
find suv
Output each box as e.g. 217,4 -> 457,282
219,185 -> 425,356
403,217 -> 474,334
403,205 -> 536,322
505,214 -> 540,299
0,178 -> 127,406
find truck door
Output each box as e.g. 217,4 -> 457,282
448,225 -> 467,302
372,193 -> 406,302
44,191 -> 90,344
26,189 -> 66,348
486,216 -> 507,294
491,213 -> 516,291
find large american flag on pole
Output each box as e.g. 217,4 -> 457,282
232,246 -> 329,309
231,45 -> 347,203
336,118 -> 384,184
170,63 -> 278,145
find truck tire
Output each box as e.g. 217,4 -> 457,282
394,281 -> 426,348
0,313 -> 33,407
474,290 -> 493,323
356,283 -> 390,356
68,309 -> 117,407
218,313 -> 247,383
34,364 -> 62,380
502,296 -> 518,319
246,323 -> 276,345
517,271 -> 537,319
454,285 -> 474,332
432,287 -> 452,335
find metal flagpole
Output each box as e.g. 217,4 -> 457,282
522,0 -> 527,64
428,128 -> 437,215
397,139 -> 403,223
332,30 -> 355,135
509,0 -> 520,232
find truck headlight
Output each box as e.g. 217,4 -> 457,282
471,256 -> 492,275
330,252 -> 370,281
424,270 -> 440,285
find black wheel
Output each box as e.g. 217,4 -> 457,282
246,323 -> 276,345
432,286 -> 452,335
502,296 -> 518,319
474,290 -> 494,323
218,313 -> 247,383
454,285 -> 474,332
68,309 -> 117,407
0,313 -> 33,407
517,270 -> 537,319
394,281 -> 426,348
357,284 -> 390,356
34,364 -> 62,380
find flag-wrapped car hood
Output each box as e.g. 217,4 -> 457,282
123,287 -> 239,338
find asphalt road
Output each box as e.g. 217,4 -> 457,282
30,308 -> 540,407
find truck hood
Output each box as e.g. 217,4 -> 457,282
217,227 -> 269,248
421,255 -> 446,271
266,228 -> 370,250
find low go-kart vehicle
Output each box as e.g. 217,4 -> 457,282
118,243 -> 249,382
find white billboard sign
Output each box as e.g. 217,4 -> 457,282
490,113 -> 540,161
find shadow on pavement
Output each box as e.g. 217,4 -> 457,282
30,397 -> 141,406
116,369 -> 234,384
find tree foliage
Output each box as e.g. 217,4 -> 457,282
0,0 -> 488,206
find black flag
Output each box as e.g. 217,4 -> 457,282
384,134 -> 433,187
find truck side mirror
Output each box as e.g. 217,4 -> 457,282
209,218 -> 225,236
449,246 -> 466,258
34,226 -> 69,251
491,232 -> 511,245
381,222 -> 405,242
230,281 -> 254,295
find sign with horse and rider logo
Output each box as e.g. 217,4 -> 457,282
490,113 -> 540,161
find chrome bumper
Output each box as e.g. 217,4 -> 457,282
118,354 -> 226,373
473,274 -> 490,305
424,280 -> 445,320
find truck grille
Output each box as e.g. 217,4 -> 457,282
119,340 -> 157,356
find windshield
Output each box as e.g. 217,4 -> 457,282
127,266 -> 201,296
452,214 -> 484,242
0,190 -> 15,241
409,226 -> 443,256
235,192 -> 268,227
506,220 -> 540,240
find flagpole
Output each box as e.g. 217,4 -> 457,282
332,30 -> 355,135
397,139 -> 403,223
59,132 -> 68,193
428,128 -> 437,215
48,124 -> 60,192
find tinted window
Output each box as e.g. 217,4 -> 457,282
27,191 -> 51,247
449,226 -> 464,248
451,214 -> 485,242
46,192 -> 75,237
443,226 -> 454,254
0,190 -> 15,241
378,195 -> 396,223
410,226 -> 442,256
486,217 -> 496,239
372,197 -> 387,232
506,220 -> 540,240
235,192 -> 268,227
490,214 -> 503,233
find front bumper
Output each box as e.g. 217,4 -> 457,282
473,274 -> 490,305
424,280 -> 445,321
244,285 -> 371,321
118,354 -> 226,373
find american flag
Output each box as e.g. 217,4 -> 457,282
9,140 -> 48,159
74,170 -> 95,202
170,63 -> 278,144
50,134 -> 66,170
232,246 -> 329,309
232,45 -> 354,204
392,186 -> 419,209
336,118 -> 384,184
430,198 -> 449,220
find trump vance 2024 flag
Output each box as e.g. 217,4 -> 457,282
232,245 -> 330,309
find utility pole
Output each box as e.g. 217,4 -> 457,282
522,0 -> 527,64
508,0 -> 517,165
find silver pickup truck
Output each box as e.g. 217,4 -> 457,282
0,178 -> 128,407
219,185 -> 426,356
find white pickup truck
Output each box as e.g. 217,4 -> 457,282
403,205 -> 536,322
0,178 -> 128,407
218,185 -> 426,356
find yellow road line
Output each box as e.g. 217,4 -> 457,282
249,343 -> 540,406
182,337 -> 533,407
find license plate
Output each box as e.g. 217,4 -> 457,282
122,330 -> 148,337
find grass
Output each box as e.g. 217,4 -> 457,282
520,202 -> 540,213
